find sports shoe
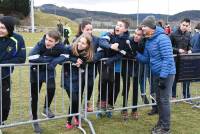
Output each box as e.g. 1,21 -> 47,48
73,117 -> 79,126
183,100 -> 193,105
106,111 -> 112,118
96,112 -> 103,119
131,111 -> 139,120
121,110 -> 128,120
66,122 -> 73,129
87,102 -> 93,112
152,127 -> 170,134
148,109 -> 158,116
32,122 -> 42,133
141,95 -> 149,104
42,108 -> 55,118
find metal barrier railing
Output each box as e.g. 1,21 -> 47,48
0,54 -> 200,133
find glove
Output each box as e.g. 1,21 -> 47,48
158,77 -> 166,89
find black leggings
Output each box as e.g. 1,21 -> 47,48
31,80 -> 55,120
122,76 -> 138,112
98,66 -> 120,106
0,77 -> 11,123
66,90 -> 80,123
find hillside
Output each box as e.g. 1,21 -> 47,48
38,4 -> 200,28
34,10 -> 78,32
39,4 -> 200,22
38,4 -> 169,28
169,10 -> 200,21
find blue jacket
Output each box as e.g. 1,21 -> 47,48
191,32 -> 200,53
29,35 -> 71,82
0,33 -> 26,79
136,26 -> 176,78
98,31 -> 131,72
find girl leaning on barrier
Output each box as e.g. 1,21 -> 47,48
61,33 -> 94,129
72,20 -> 99,112
28,30 -> 70,133
0,16 -> 26,125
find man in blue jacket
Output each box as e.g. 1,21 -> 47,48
137,16 -> 176,134
0,16 -> 26,125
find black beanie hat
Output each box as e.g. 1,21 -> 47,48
141,15 -> 156,29
0,16 -> 16,36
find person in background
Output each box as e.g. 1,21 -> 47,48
137,15 -> 175,134
63,22 -> 71,45
164,23 -> 172,35
0,16 -> 26,125
191,23 -> 200,53
57,19 -> 63,36
170,18 -> 192,101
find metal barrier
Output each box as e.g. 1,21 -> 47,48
0,63 -> 86,133
0,54 -> 200,133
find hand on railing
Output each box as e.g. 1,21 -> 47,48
75,58 -> 83,67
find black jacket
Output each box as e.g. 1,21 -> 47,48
170,28 -> 191,54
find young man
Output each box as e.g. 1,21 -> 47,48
137,16 -> 176,134
29,30 -> 70,133
97,20 -> 133,117
121,27 -> 144,120
0,16 -> 26,125
170,18 -> 191,100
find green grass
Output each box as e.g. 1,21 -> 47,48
1,33 -> 200,134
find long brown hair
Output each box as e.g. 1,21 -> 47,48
76,20 -> 92,37
72,33 -> 93,62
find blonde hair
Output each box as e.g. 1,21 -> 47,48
72,33 -> 93,62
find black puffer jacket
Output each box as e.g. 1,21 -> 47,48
170,28 -> 191,54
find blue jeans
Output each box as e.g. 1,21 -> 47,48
172,81 -> 190,98
153,74 -> 175,130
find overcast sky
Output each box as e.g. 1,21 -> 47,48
34,0 -> 199,15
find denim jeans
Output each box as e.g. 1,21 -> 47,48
172,81 -> 190,98
153,74 -> 175,130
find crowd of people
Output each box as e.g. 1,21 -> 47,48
0,15 -> 200,134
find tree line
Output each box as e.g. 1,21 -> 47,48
0,0 -> 30,17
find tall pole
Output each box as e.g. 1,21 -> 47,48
136,0 -> 140,26
30,0 -> 34,33
167,0 -> 169,23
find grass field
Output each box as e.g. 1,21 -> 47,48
1,32 -> 200,134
